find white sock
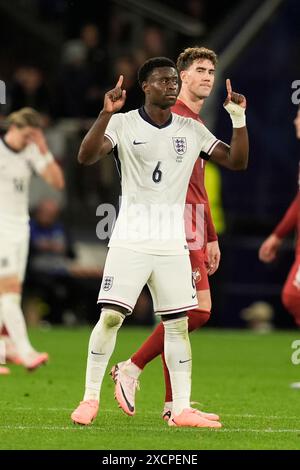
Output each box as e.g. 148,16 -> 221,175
121,359 -> 142,379
1,293 -> 35,363
163,316 -> 191,416
84,308 -> 125,401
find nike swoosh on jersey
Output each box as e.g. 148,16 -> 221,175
179,359 -> 192,364
91,351 -> 105,355
133,140 -> 148,145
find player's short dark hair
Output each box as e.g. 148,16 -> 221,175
138,57 -> 177,87
177,47 -> 218,73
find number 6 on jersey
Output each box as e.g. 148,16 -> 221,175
152,161 -> 162,183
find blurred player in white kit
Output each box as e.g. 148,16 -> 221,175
0,107 -> 64,375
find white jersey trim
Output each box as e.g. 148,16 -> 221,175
104,134 -> 116,148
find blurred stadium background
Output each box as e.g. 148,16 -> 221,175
0,0 -> 299,330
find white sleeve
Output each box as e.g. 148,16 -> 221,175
25,143 -> 54,174
194,121 -> 221,156
104,113 -> 123,148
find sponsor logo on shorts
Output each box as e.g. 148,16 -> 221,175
103,276 -> 114,291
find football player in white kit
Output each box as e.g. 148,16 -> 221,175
0,108 -> 64,375
71,57 -> 248,427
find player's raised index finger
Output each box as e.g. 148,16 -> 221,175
116,75 -> 123,88
226,78 -> 232,95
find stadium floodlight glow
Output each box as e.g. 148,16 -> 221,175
0,80 -> 6,104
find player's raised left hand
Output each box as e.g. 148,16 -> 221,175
224,79 -> 246,109
104,75 -> 127,114
28,128 -> 49,155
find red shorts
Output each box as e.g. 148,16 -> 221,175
189,248 -> 209,291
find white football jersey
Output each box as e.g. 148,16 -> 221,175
105,108 -> 220,255
0,137 -> 50,234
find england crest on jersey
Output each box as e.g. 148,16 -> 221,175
172,137 -> 187,156
103,276 -> 114,291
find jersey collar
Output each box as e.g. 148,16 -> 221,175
174,99 -> 202,122
138,106 -> 173,129
1,136 -> 22,154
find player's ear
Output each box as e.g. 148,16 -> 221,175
142,81 -> 150,94
180,70 -> 187,83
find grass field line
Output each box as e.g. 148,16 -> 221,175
8,407 -> 300,420
0,425 -> 300,434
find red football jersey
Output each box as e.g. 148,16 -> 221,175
273,163 -> 300,255
171,99 -> 218,251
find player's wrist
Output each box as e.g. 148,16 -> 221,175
43,151 -> 54,164
224,102 -> 246,128
99,109 -> 113,118
271,233 -> 283,243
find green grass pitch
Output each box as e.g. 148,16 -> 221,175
1,326 -> 300,450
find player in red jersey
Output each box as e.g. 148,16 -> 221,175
259,108 -> 300,327
110,47 -> 248,418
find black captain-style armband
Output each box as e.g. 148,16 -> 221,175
199,150 -> 211,161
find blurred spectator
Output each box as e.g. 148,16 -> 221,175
134,26 -> 168,67
80,23 -> 110,88
184,0 -> 205,20
38,0 -> 67,21
112,55 -> 143,112
107,6 -> 135,56
9,66 -> 52,124
24,199 -> 101,324
56,38 -> 101,117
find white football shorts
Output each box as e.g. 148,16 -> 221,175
97,247 -> 198,315
0,234 -> 29,282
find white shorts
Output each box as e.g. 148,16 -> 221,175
0,234 -> 29,282
98,247 -> 198,315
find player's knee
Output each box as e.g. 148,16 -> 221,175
1,292 -> 21,308
161,312 -> 187,323
101,308 -> 125,329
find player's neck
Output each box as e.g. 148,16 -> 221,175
143,104 -> 172,126
177,90 -> 204,115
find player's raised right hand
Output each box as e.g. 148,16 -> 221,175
258,234 -> 282,263
103,75 -> 127,114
